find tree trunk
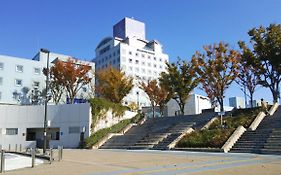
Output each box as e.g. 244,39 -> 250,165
271,87 -> 280,103
250,94 -> 254,108
218,98 -> 224,112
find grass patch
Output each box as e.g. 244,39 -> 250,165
85,114 -> 143,148
177,107 -> 261,148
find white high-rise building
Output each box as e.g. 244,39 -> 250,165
0,51 -> 95,105
229,97 -> 245,109
93,17 -> 169,107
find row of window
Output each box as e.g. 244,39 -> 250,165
127,58 -> 164,69
0,127 -> 83,136
126,51 -> 166,62
0,62 -> 41,75
0,77 -> 40,87
98,50 -> 120,64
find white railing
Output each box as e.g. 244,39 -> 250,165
167,128 -> 194,149
201,117 -> 218,130
221,126 -> 246,153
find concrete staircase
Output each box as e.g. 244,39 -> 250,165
100,112 -> 215,150
231,106 -> 281,154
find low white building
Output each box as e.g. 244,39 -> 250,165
0,103 -> 91,149
0,103 -> 137,150
166,94 -> 212,116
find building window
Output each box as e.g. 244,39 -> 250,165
154,57 -> 157,61
16,65 -> 23,72
135,67 -> 139,72
0,62 -> 3,70
15,79 -> 22,86
141,69 -> 146,73
135,60 -> 139,64
0,77 -> 2,85
129,66 -> 133,71
141,54 -> 145,58
69,127 -> 80,134
154,64 -> 157,68
34,68 -> 41,75
159,58 -> 162,62
148,63 -> 151,67
148,56 -> 151,59
129,51 -> 132,55
6,128 -> 18,135
141,62 -> 145,66
135,53 -> 139,57
82,87 -> 87,92
129,58 -> 133,63
33,81 -> 40,88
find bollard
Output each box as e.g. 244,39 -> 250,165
1,150 -> 5,173
8,144 -> 10,151
49,148 -> 53,164
20,144 -> 22,152
60,146 -> 63,160
31,148 -> 35,168
15,144 -> 17,152
58,146 -> 61,161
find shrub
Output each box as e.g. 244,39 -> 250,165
177,107 -> 262,148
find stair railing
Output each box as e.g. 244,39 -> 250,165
167,128 -> 194,149
221,126 -> 246,153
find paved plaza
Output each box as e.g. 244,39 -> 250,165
6,149 -> 281,175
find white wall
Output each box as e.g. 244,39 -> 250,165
93,110 -> 137,133
0,51 -> 95,105
167,94 -> 212,116
0,103 -> 91,149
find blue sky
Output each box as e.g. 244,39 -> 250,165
0,0 -> 281,104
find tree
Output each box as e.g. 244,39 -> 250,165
140,80 -> 171,117
236,42 -> 259,108
29,88 -> 45,105
96,66 -> 133,103
140,80 -> 158,118
156,82 -> 172,117
192,42 -> 239,112
241,24 -> 281,103
159,59 -> 199,115
47,58 -> 92,104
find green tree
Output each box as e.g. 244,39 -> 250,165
96,66 -> 133,103
240,24 -> 281,103
236,42 -> 259,108
192,42 -> 239,112
159,59 -> 199,115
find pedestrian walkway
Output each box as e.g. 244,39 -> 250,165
6,149 -> 281,175
4,153 -> 43,171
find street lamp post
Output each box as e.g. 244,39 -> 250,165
41,48 -> 50,154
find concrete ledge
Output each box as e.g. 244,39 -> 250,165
249,112 -> 266,131
201,117 -> 218,130
269,103 -> 279,116
167,128 -> 194,149
173,147 -> 222,152
221,125 -> 246,153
